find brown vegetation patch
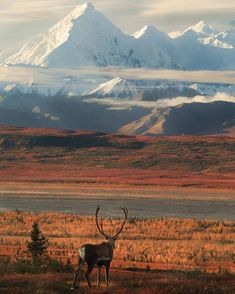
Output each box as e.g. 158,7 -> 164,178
0,270 -> 235,294
0,126 -> 235,189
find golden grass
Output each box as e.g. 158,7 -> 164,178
0,211 -> 234,273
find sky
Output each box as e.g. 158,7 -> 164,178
1,0 -> 235,51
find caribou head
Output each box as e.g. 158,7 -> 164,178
95,205 -> 128,247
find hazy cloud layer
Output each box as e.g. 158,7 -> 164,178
86,93 -> 235,111
62,67 -> 235,85
1,66 -> 235,85
0,65 -> 234,111
1,0 -> 235,50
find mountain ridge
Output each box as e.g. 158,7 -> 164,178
119,101 -> 235,136
2,3 -> 235,70
4,2 -> 175,69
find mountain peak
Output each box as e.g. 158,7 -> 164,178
66,2 -> 95,19
113,77 -> 123,82
75,2 -> 94,11
142,25 -> 157,33
133,25 -> 160,39
84,2 -> 94,8
187,21 -> 216,36
169,20 -> 217,39
86,77 -> 138,98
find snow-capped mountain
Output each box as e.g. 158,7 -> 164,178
85,78 -> 201,100
1,3 -> 235,136
132,25 -> 179,68
84,77 -> 139,98
84,77 -> 235,100
2,71 -> 235,100
140,82 -> 199,101
168,21 -> 235,70
4,3 -> 235,70
6,3 -> 133,67
169,21 -> 234,50
190,83 -> 235,96
215,30 -> 235,47
169,21 -> 217,38
4,3 -> 176,69
1,67 -> 235,135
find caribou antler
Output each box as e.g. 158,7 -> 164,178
95,205 -> 108,238
113,208 -> 128,239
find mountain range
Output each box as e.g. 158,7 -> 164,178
1,87 -> 234,136
0,3 -> 235,136
83,78 -> 235,99
2,3 -> 235,70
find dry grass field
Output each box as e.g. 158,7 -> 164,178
0,211 -> 234,293
0,211 -> 234,273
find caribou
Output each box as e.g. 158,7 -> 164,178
71,205 -> 128,289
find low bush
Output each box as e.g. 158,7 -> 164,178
0,255 -> 73,274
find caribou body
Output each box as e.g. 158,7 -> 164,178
71,205 -> 128,289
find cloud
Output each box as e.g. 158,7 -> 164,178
1,66 -> 235,85
85,93 -> 235,111
63,67 -> 235,85
1,0 -> 235,29
144,0 -> 235,16
0,0 -> 76,22
153,92 -> 235,109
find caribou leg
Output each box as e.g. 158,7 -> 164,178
71,259 -> 84,290
105,263 -> 110,287
97,266 -> 102,287
85,262 -> 96,288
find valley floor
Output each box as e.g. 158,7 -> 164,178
1,127 -> 235,189
0,127 -> 235,292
